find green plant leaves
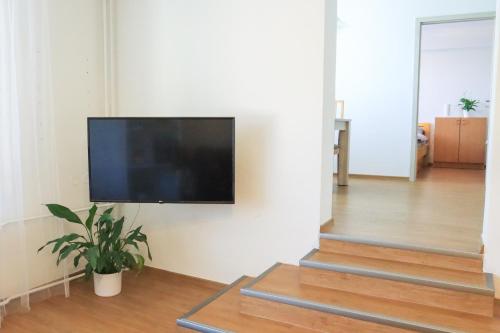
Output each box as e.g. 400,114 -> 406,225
37,233 -> 83,253
109,217 -> 124,246
52,233 -> 82,253
122,251 -> 136,266
135,254 -> 145,270
85,204 -> 97,231
57,243 -> 79,265
459,97 -> 479,112
96,207 -> 114,227
46,204 -> 82,225
37,238 -> 58,253
84,263 -> 93,279
126,226 -> 152,260
87,246 -> 99,270
126,226 -> 142,243
144,239 -> 152,261
52,239 -> 66,253
40,204 -> 151,276
74,253 -> 83,267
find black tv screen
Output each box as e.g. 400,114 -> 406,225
87,117 -> 235,203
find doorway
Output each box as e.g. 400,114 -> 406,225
410,13 -> 495,181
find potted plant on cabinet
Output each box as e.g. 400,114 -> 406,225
38,204 -> 152,297
459,97 -> 479,118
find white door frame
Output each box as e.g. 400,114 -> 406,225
409,12 -> 496,182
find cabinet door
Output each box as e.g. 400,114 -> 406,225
434,117 -> 460,163
458,118 -> 487,164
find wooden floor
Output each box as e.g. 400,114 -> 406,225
1,268 -> 224,333
1,167 -> 490,332
323,167 -> 485,253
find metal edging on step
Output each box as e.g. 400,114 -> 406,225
241,263 -> 282,290
299,259 -> 494,296
176,276 -> 247,333
320,233 -> 483,259
239,288 -> 462,333
176,319 -> 234,333
486,273 -> 495,291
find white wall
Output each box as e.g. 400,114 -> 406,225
336,0 -> 496,177
49,1 -> 105,209
115,0 -> 334,284
418,20 -> 494,162
419,49 -> 493,120
321,0 -> 337,223
1,0 -> 105,294
483,0 -> 500,287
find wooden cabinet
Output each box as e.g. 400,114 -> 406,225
434,118 -> 461,163
459,118 -> 487,164
434,117 -> 487,168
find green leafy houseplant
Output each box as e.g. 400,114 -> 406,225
38,204 -> 152,279
459,97 -> 479,113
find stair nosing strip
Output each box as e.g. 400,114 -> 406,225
179,275 -> 248,320
299,259 -> 494,296
486,272 -> 495,290
240,288 -> 464,333
176,318 -> 233,333
320,233 -> 482,259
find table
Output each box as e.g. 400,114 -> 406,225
335,119 -> 351,186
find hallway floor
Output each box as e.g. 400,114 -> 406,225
322,168 -> 485,253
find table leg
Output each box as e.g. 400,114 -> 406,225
337,126 -> 350,186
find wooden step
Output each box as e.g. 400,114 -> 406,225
299,249 -> 494,316
320,233 -> 483,273
176,276 -> 318,333
240,263 -> 500,333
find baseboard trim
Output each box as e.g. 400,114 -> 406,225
433,162 -> 485,170
333,173 -> 410,181
145,265 -> 225,289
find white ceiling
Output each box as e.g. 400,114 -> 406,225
421,19 -> 495,51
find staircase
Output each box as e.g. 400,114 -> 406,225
177,233 -> 499,332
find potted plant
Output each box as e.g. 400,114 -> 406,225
38,204 -> 152,297
459,97 -> 479,118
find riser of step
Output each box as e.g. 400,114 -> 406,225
240,294 -> 415,333
320,236 -> 483,273
299,266 -> 494,317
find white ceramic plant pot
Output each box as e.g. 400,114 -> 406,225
463,110 -> 469,118
93,271 -> 122,297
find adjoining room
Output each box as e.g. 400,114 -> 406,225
325,1 -> 496,254
416,19 -> 494,179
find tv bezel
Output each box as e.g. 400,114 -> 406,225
87,117 -> 235,204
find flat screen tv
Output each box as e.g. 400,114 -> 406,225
87,117 -> 235,204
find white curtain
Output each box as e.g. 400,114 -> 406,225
0,0 -> 67,325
